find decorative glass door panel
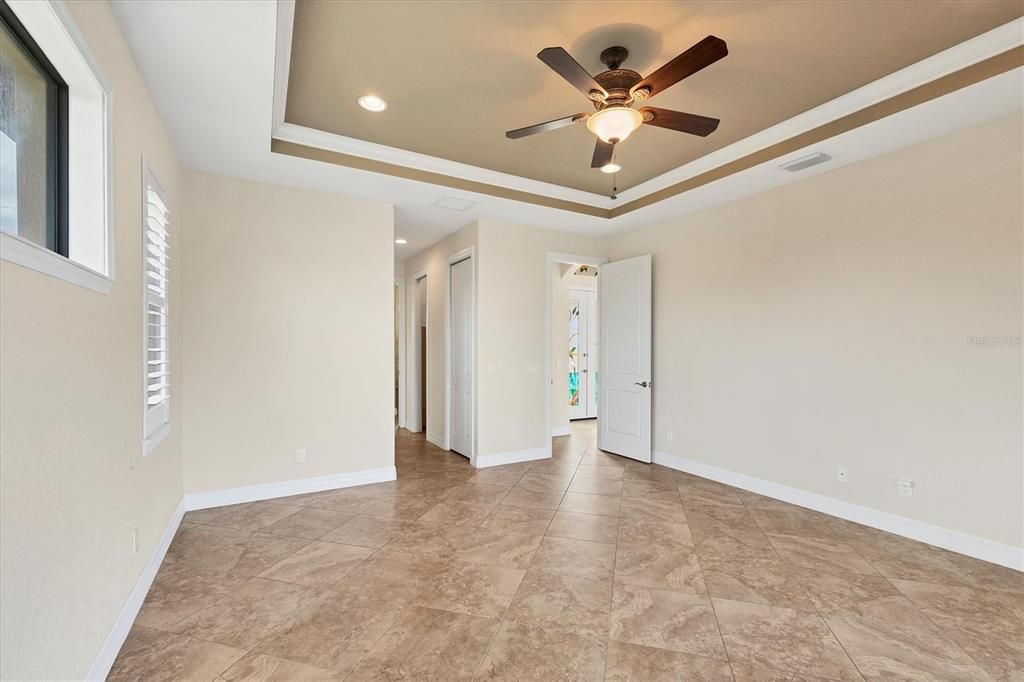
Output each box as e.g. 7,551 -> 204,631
569,289 -> 598,419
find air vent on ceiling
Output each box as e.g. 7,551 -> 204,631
779,152 -> 832,173
432,195 -> 477,211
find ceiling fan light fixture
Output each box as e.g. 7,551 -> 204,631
600,162 -> 621,174
586,106 -> 643,144
357,94 -> 388,112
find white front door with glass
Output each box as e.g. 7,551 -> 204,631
569,288 -> 599,420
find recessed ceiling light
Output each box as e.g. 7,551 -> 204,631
600,162 -> 621,174
357,95 -> 388,112
394,238 -> 407,245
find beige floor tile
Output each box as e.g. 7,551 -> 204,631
301,488 -> 384,514
729,661 -> 837,681
547,511 -> 620,544
260,507 -> 353,540
255,589 -> 405,673
937,548 -> 1024,595
712,598 -> 862,680
869,547 -> 971,585
830,518 -> 933,562
454,527 -> 543,569
108,626 -> 246,682
579,452 -> 627,468
442,481 -> 513,504
220,653 -> 345,681
749,506 -> 845,538
621,478 -> 678,496
576,464 -> 625,480
258,540 -> 373,587
609,584 -> 725,659
517,472 -> 574,492
417,497 -> 497,525
476,620 -> 605,681
467,467 -> 528,486
568,476 -> 624,496
825,608 -> 994,681
615,539 -> 706,594
676,481 -> 745,508
381,520 -> 478,559
891,578 -> 1024,680
362,493 -> 443,519
530,536 -> 617,580
135,562 -> 250,631
319,514 -> 412,548
479,504 -> 555,535
501,485 -> 566,511
768,533 -> 878,576
505,570 -> 612,639
605,641 -> 732,681
685,506 -> 774,549
173,578 -> 320,649
701,556 -> 813,609
162,524 -> 311,577
619,496 -> 688,524
622,462 -> 677,483
186,501 -> 306,533
418,559 -> 525,618
559,492 -> 622,517
352,606 -> 500,680
618,515 -> 693,545
332,548 -> 445,604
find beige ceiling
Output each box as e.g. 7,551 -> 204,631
285,1 -> 1021,196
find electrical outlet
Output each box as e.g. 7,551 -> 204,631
296,448 -> 306,463
836,466 -> 848,483
666,430 -> 674,442
897,478 -> 914,497
131,527 -> 140,556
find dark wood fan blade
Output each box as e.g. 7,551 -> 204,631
506,113 -> 588,140
591,140 -> 615,168
538,47 -> 608,100
631,35 -> 727,99
640,107 -> 720,137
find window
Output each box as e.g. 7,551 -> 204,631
0,0 -> 68,254
143,168 -> 170,451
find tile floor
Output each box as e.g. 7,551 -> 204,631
110,421 -> 1023,681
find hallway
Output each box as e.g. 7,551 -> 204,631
110,422 -> 1022,680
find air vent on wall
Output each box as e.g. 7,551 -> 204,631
432,195 -> 477,211
779,152 -> 832,173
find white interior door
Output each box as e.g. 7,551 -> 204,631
449,257 -> 473,457
598,254 -> 652,462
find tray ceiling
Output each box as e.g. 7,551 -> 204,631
284,1 -> 1020,197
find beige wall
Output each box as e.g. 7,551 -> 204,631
181,171 -> 395,493
476,220 -> 607,457
402,222 -> 478,446
610,113 -> 1024,549
0,2 -> 184,678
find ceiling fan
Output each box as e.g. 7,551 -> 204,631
506,36 -> 728,170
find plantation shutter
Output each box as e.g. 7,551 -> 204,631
144,171 -> 170,437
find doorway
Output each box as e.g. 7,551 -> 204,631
408,272 -> 427,434
446,250 -> 474,459
546,252 -> 608,456
569,266 -> 599,421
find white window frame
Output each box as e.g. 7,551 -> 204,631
0,0 -> 113,294
142,162 -> 170,454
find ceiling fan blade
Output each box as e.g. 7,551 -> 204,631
640,107 -> 720,137
506,113 -> 588,140
631,35 -> 727,99
538,47 -> 608,100
591,140 -> 615,168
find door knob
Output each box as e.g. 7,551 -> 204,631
634,381 -> 650,388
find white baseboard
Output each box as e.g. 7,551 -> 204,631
184,466 -> 398,511
552,425 -> 571,437
86,497 -> 185,681
653,451 -> 1024,572
474,447 -> 548,469
426,432 -> 446,450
